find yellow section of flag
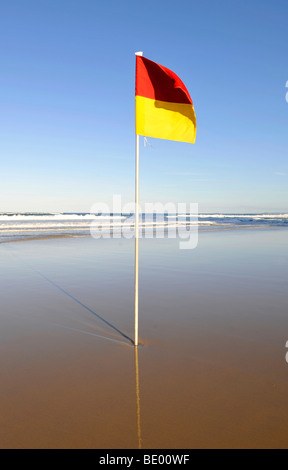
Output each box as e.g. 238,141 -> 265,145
135,96 -> 196,144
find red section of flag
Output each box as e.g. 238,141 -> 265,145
135,56 -> 193,105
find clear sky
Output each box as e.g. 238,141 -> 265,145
0,0 -> 287,213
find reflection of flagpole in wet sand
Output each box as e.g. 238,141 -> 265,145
134,346 -> 142,449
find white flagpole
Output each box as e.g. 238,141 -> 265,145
134,132 -> 139,346
134,51 -> 143,347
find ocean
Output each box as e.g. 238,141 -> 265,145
0,212 -> 288,243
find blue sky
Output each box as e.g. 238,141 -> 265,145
0,0 -> 287,213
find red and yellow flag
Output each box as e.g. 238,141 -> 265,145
135,55 -> 196,143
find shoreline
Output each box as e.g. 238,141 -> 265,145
1,224 -> 286,245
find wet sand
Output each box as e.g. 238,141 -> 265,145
0,228 -> 288,448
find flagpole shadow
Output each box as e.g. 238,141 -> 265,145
30,267 -> 134,345
3,244 -> 134,345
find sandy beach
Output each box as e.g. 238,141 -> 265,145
0,227 -> 288,449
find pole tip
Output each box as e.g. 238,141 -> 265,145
135,51 -> 143,56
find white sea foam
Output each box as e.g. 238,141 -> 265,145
0,213 -> 126,221
197,213 -> 288,219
